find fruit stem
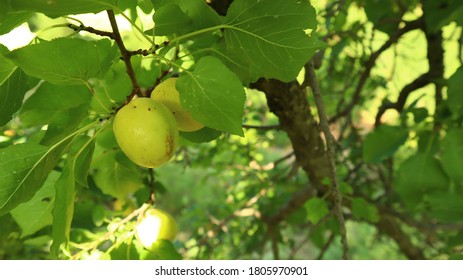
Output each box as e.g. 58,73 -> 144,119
147,168 -> 156,205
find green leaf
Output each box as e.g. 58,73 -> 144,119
151,0 -> 221,31
0,68 -> 29,127
90,60 -> 132,113
423,0 -> 463,32
351,198 -> 379,223
6,38 -> 116,85
0,45 -> 15,80
152,4 -> 192,36
110,242 -> 140,260
441,128 -> 463,182
417,130 -> 439,154
0,10 -> 32,35
139,240 -> 182,260
74,138 -> 96,188
10,0 -> 114,18
40,105 -> 89,146
95,125 -> 118,149
394,153 -> 449,209
51,164 -> 74,257
180,126 -> 222,143
447,67 -> 463,115
51,136 -> 95,257
18,82 -> 91,128
92,149 -> 144,199
176,56 -> 246,136
425,192 -> 463,223
305,197 -> 329,224
339,182 -> 354,195
219,0 -> 324,83
363,125 -> 408,163
0,142 -> 67,216
364,0 -> 400,34
10,171 -> 60,238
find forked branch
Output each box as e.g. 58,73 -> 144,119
106,10 -> 141,104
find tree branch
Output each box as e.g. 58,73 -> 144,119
106,10 -> 141,104
317,232 -> 335,260
252,79 -> 330,193
375,23 -> 445,126
330,19 -> 423,123
375,72 -> 432,125
305,61 -> 349,260
376,212 -> 425,259
242,124 -> 281,130
68,23 -> 115,39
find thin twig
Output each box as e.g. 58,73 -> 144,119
67,23 -> 115,39
148,168 -> 156,205
273,152 -> 295,167
242,124 -> 281,130
106,10 -> 141,104
305,61 -> 349,260
317,232 -> 335,260
127,48 -> 152,56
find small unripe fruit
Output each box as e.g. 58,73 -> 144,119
151,78 -> 205,132
136,208 -> 178,248
113,98 -> 179,168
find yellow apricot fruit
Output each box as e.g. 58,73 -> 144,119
113,97 -> 179,168
136,208 -> 178,248
151,77 -> 205,132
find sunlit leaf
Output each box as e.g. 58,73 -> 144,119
92,149 -> 144,199
51,136 -> 95,257
10,171 -> 60,238
10,0 -> 114,17
176,56 -> 246,136
152,4 -> 192,36
218,0 -> 324,83
40,105 -> 89,146
151,0 -> 220,31
90,60 -> 131,113
0,10 -> 32,35
0,142 -> 67,216
18,82 -> 91,128
6,38 -> 117,85
0,68 -> 28,127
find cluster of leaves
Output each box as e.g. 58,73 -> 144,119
315,0 -> 463,258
